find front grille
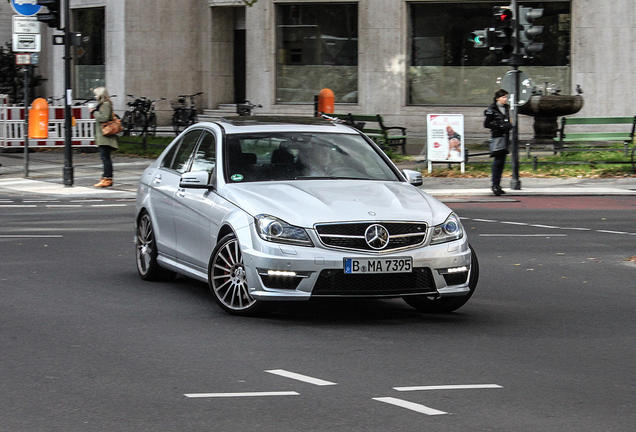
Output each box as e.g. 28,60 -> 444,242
311,267 -> 437,297
314,222 -> 427,252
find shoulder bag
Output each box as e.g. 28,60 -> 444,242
489,136 -> 507,155
101,113 -> 123,137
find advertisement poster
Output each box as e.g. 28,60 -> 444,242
426,114 -> 465,163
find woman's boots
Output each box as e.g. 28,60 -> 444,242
94,177 -> 113,187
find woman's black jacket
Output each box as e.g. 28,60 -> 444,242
484,102 -> 512,138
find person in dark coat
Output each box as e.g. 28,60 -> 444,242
91,87 -> 118,187
484,89 -> 513,196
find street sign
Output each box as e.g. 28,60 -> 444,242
13,33 -> 41,52
12,14 -> 41,53
13,15 -> 41,33
10,0 -> 42,16
16,53 -> 32,65
500,70 -> 533,106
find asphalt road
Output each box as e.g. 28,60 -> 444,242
1,196 -> 635,432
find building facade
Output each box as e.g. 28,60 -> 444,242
3,0 -> 635,140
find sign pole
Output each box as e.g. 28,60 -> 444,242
23,65 -> 30,177
62,0 -> 73,187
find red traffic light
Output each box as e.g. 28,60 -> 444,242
493,6 -> 513,24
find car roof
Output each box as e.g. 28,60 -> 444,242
198,116 -> 359,135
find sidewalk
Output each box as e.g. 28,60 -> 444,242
1,149 -> 635,199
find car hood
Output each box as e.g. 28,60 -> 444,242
221,180 -> 451,227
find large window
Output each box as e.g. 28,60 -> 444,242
409,2 -> 571,105
276,3 -> 358,104
73,8 -> 105,99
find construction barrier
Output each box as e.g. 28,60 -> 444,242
0,104 -> 95,149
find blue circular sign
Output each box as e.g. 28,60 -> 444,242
11,0 -> 42,16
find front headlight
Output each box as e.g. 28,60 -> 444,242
255,215 -> 313,247
430,213 -> 464,245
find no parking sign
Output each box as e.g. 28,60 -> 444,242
11,0 -> 42,16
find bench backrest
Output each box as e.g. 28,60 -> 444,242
562,116 -> 635,125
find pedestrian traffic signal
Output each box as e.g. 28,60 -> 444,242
491,6 -> 515,60
36,0 -> 61,30
469,29 -> 490,48
518,6 -> 544,57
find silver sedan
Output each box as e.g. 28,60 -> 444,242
135,118 -> 479,316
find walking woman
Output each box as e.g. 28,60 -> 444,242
484,89 -> 513,196
91,87 -> 118,187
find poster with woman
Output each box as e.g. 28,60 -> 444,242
426,114 -> 465,162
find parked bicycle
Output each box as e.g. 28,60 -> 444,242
171,92 -> 202,135
236,100 -> 262,116
121,95 -> 163,136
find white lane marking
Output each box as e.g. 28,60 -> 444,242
500,221 -> 528,225
0,205 -> 37,208
184,391 -> 299,398
0,235 -> 63,238
529,224 -> 560,229
559,227 -> 591,231
45,205 -> 82,208
471,218 -> 497,223
91,204 -> 128,207
265,369 -> 337,386
596,230 -> 629,235
373,397 -> 447,416
394,384 -> 503,391
480,234 -> 567,237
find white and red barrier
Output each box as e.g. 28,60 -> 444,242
0,104 -> 95,148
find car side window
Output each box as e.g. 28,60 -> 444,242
190,131 -> 216,173
171,130 -> 202,173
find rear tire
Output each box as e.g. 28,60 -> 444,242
403,244 -> 479,313
136,212 -> 177,281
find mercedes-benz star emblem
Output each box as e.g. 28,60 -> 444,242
365,224 -> 389,250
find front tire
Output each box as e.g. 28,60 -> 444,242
136,212 -> 177,281
208,234 -> 270,316
404,244 -> 479,313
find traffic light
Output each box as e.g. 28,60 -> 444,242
518,6 -> 544,57
37,0 -> 62,30
469,29 -> 490,48
491,6 -> 514,60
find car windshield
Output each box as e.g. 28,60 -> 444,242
224,132 -> 400,183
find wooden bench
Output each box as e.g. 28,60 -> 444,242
554,116 -> 636,154
329,113 -> 407,154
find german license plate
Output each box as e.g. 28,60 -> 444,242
344,257 -> 412,274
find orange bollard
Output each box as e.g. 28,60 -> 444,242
317,88 -> 335,114
28,98 -> 49,139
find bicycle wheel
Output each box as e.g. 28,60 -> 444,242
172,109 -> 188,135
122,111 -> 133,136
147,113 -> 157,136
133,111 -> 146,136
189,109 -> 198,126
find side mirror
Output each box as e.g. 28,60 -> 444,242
402,169 -> 423,187
179,171 -> 213,189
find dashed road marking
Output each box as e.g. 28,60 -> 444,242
185,391 -> 299,398
265,369 -> 337,386
394,384 -> 503,391
373,397 -> 447,416
463,217 -> 636,237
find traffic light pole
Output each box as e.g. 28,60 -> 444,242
62,0 -> 73,186
509,0 -> 521,190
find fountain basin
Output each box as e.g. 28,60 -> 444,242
519,95 -> 584,143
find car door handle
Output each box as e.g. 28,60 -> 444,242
153,174 -> 162,184
176,188 -> 186,198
